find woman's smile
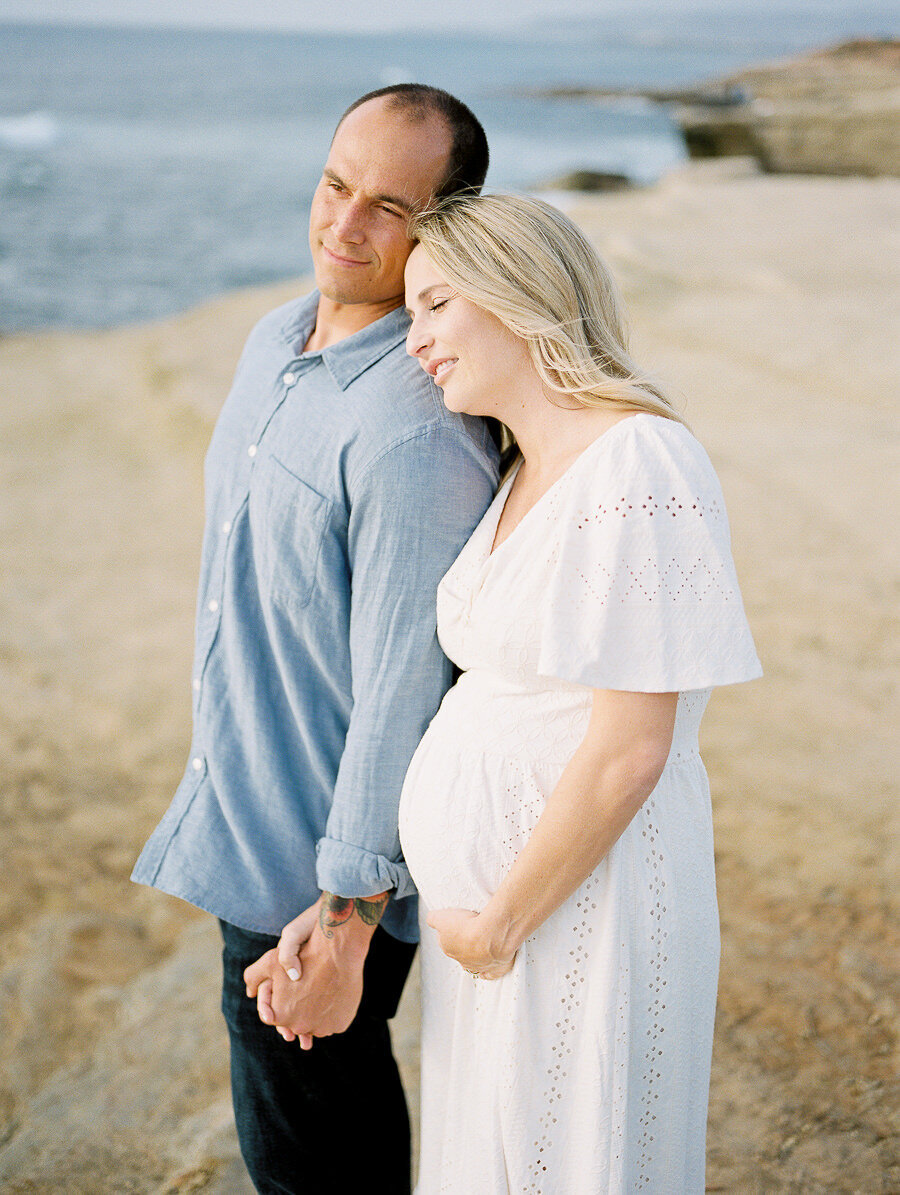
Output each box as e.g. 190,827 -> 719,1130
432,358 -> 458,385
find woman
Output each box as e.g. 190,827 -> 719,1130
397,194 -> 762,1193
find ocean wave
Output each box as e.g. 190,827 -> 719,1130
0,112 -> 61,150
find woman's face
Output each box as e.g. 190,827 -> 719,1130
404,245 -> 532,418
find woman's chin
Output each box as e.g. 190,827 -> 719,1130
438,387 -> 485,419
438,390 -> 467,414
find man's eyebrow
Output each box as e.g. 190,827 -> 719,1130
323,168 -> 412,213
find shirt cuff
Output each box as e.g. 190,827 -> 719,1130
315,837 -> 416,901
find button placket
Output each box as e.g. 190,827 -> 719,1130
244,357 -> 307,470
197,350 -> 311,729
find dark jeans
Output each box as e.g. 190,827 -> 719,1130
220,919 -> 417,1195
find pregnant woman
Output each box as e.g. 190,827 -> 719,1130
398,193 -> 762,1193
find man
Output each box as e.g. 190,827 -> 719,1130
132,85 -> 497,1194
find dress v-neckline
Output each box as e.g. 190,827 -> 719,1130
487,413 -> 646,559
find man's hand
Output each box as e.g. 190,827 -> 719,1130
243,891 -> 389,1049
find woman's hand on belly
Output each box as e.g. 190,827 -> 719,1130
426,907 -> 517,981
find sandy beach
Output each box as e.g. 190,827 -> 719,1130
0,160 -> 897,1192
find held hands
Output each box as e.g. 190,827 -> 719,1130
426,907 -> 517,981
243,892 -> 387,1049
244,947 -> 314,1048
243,903 -> 319,1047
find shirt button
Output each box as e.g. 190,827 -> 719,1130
191,757 -> 203,771
247,444 -> 258,458
222,520 -> 231,534
283,371 -> 296,385
208,598 -> 219,613
192,678 -> 201,692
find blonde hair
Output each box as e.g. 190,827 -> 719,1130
409,192 -> 682,425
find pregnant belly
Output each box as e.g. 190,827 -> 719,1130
399,672 -> 590,911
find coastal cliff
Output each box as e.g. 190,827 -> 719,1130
539,39 -> 900,178
680,38 -> 900,176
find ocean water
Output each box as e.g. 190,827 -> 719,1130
0,9 -> 895,331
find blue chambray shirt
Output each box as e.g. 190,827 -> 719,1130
132,291 -> 498,943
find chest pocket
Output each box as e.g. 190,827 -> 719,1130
249,454 -> 332,611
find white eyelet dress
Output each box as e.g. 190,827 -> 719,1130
399,414 -> 762,1194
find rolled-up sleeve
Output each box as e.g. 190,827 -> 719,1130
315,423 -> 496,900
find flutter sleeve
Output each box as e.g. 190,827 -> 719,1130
537,415 -> 763,692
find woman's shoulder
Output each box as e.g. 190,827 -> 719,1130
573,412 -> 723,500
604,411 -> 710,464
556,413 -> 731,541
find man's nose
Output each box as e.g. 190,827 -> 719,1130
331,198 -> 366,244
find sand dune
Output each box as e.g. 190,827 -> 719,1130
0,162 -> 896,1192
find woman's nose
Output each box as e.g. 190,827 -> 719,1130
406,318 -> 430,358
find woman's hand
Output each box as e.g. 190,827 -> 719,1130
426,907 -> 517,980
249,902 -> 319,1046
277,902 -> 321,982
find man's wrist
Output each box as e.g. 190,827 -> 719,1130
317,891 -> 389,962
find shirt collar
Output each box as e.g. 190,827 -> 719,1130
280,291 -> 411,391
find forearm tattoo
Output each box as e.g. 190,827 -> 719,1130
319,891 -> 389,938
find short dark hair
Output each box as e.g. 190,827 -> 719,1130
335,84 -> 489,198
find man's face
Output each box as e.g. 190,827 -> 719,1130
309,97 -> 453,308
